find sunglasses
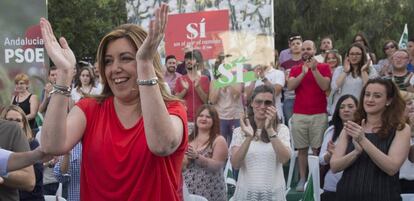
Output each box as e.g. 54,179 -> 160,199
253,99 -> 273,106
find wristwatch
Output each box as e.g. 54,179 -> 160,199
261,77 -> 268,82
137,77 -> 158,86
269,133 -> 278,139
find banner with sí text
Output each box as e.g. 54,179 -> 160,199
165,10 -> 229,61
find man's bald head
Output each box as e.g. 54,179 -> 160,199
302,40 -> 316,60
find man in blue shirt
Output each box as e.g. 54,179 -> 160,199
408,38 -> 414,72
0,148 -> 47,178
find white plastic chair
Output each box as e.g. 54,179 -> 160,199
224,159 -> 236,187
286,118 -> 297,193
44,195 -> 67,201
56,182 -> 63,197
188,194 -> 208,201
401,194 -> 414,201
308,155 -> 323,201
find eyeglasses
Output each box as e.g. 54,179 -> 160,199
384,45 -> 396,50
253,99 -> 273,106
6,118 -> 22,123
393,56 -> 409,60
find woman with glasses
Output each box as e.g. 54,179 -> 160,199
376,40 -> 398,76
1,105 -> 44,201
230,85 -> 291,201
11,73 -> 39,131
329,43 -> 378,115
353,32 -> 377,64
331,78 -> 410,201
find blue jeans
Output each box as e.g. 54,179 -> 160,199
283,98 -> 295,124
219,119 -> 240,146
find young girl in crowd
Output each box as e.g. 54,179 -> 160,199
319,95 -> 358,201
331,78 -> 411,201
71,66 -> 101,102
230,85 -> 291,201
324,50 -> 342,74
183,104 -> 228,201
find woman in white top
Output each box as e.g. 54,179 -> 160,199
230,85 -> 291,201
330,43 -> 378,115
319,94 -> 358,201
71,66 -> 101,102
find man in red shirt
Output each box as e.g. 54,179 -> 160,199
287,40 -> 331,191
175,50 -> 210,133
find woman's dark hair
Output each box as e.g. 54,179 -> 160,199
74,67 -> 96,89
346,43 -> 368,77
246,85 -> 278,143
353,32 -> 371,50
355,78 -> 406,138
331,95 -> 358,142
189,104 -> 220,149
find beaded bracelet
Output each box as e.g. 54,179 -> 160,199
49,84 -> 71,97
52,84 -> 71,92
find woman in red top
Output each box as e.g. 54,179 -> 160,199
39,4 -> 188,201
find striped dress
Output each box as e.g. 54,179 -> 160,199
336,131 -> 401,201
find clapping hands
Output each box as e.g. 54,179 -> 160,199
361,58 -> 371,72
344,119 -> 366,153
136,3 -> 168,62
185,145 -> 199,160
240,113 -> 254,139
264,106 -> 277,133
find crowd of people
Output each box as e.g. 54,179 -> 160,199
1,3 -> 414,201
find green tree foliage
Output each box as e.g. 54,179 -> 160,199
48,0 -> 127,61
274,0 -> 414,60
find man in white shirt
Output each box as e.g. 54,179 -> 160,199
315,36 -> 334,63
